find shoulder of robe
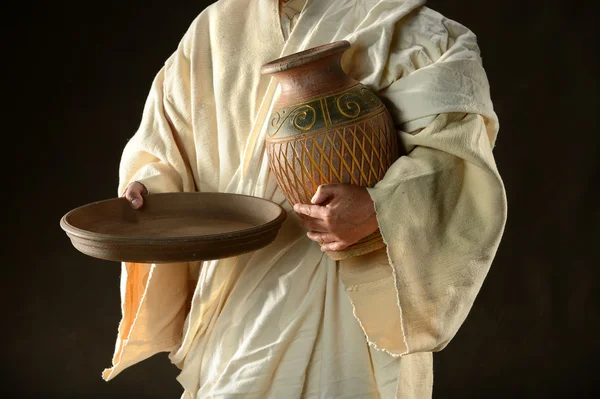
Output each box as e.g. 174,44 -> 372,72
379,4 -> 482,77
176,0 -> 256,53
415,6 -> 481,54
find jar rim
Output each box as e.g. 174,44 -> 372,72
260,40 -> 351,75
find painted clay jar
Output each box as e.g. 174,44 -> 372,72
260,40 -> 401,260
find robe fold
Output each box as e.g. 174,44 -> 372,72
102,1 -> 507,397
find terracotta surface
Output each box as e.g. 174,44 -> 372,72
261,40 -> 401,260
60,192 -> 287,264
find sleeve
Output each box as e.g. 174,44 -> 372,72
117,23 -> 198,196
102,262 -> 190,381
339,12 -> 507,356
341,111 -> 507,356
103,15 -> 208,381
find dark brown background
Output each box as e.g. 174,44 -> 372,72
5,0 -> 598,398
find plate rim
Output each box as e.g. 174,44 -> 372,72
60,192 -> 288,244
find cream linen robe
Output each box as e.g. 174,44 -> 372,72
102,0 -> 507,397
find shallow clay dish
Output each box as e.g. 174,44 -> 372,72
60,192 -> 287,263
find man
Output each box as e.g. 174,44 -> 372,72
104,0 -> 507,397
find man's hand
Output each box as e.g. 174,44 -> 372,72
122,181 -> 148,209
293,183 -> 379,252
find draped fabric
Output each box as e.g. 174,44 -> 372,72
103,1 -> 507,397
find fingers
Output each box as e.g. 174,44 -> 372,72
321,241 -> 350,252
311,184 -> 335,205
306,231 -> 337,243
123,181 -> 148,209
306,231 -> 349,253
307,230 -> 351,252
297,216 -> 329,232
293,203 -> 327,220
294,184 -> 340,217
295,184 -> 372,253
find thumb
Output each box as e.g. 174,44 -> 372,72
123,181 -> 148,209
311,184 -> 334,205
124,185 -> 145,209
126,191 -> 143,209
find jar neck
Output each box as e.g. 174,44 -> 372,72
269,54 -> 358,106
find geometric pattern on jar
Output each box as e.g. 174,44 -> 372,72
266,108 -> 399,207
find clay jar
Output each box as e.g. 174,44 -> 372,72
260,40 -> 401,260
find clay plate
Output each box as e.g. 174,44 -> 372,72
60,192 -> 287,263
